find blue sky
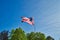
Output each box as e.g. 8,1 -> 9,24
0,0 -> 60,40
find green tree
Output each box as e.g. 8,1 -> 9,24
27,32 -> 35,40
46,36 -> 54,40
0,31 -> 8,40
10,28 -> 27,40
27,32 -> 46,40
35,32 -> 46,40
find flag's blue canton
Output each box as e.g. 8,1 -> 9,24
29,17 -> 32,22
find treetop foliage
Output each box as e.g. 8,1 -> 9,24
0,27 -> 54,40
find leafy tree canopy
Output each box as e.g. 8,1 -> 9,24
46,36 -> 54,40
10,28 -> 27,40
27,32 -> 46,40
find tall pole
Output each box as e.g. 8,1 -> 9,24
31,25 -> 36,40
33,25 -> 36,32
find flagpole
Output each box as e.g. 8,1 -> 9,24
31,25 -> 35,40
31,25 -> 36,40
34,25 -> 36,32
33,24 -> 36,33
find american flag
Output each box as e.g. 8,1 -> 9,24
21,16 -> 34,25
